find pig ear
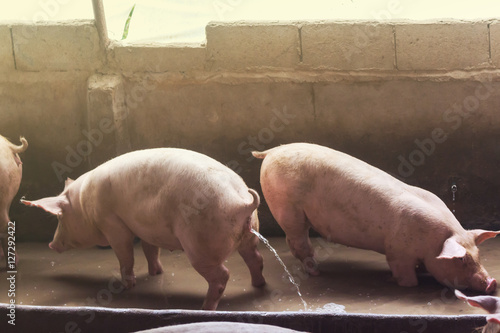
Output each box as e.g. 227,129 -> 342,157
487,315 -> 500,325
20,196 -> 68,216
455,289 -> 500,314
469,230 -> 500,245
64,178 -> 74,190
437,238 -> 466,260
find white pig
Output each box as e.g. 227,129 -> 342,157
0,135 -> 28,267
253,143 -> 499,293
134,322 -> 308,333
455,290 -> 500,333
22,148 -> 266,310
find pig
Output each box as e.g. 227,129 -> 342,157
455,290 -> 500,333
21,148 -> 266,310
252,143 -> 499,293
134,322 -> 308,333
0,135 -> 28,267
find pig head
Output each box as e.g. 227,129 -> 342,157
0,136 -> 28,267
424,230 -> 499,294
21,176 -> 109,253
455,290 -> 500,332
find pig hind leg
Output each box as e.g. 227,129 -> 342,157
237,232 -> 266,287
190,259 -> 230,310
272,205 -> 318,276
141,240 -> 164,276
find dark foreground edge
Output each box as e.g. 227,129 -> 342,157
0,304 -> 487,333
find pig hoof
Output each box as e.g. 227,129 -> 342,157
303,257 -> 320,276
122,277 -> 136,289
252,277 -> 266,288
148,261 -> 164,275
305,266 -> 320,276
149,266 -> 164,276
396,278 -> 418,288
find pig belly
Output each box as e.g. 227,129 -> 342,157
303,195 -> 389,254
107,203 -> 185,252
128,221 -> 183,252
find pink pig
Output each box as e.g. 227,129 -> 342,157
0,135 -> 28,267
253,143 -> 499,293
22,148 -> 266,310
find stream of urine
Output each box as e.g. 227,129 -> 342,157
251,229 -> 308,310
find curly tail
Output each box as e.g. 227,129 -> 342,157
247,188 -> 260,210
10,137 -> 28,154
252,150 -> 268,159
244,189 -> 260,232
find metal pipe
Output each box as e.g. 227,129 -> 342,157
92,0 -> 110,50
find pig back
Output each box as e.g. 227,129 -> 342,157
81,148 -> 256,249
261,143 -> 456,253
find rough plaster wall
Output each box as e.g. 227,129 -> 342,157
1,20 -> 500,240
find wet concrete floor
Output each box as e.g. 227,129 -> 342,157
1,237 -> 500,315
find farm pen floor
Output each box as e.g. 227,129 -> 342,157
1,237 -> 499,316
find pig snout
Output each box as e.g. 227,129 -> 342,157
470,273 -> 497,294
49,241 -> 64,253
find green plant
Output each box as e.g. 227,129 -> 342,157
121,4 -> 136,40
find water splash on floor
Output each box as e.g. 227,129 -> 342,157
251,229 -> 308,311
316,302 -> 346,313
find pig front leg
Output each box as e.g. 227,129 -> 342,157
102,219 -> 137,289
141,240 -> 164,276
387,256 -> 419,287
112,240 -> 136,289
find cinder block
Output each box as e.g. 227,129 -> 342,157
301,22 -> 395,70
11,20 -> 103,71
206,22 -> 300,71
0,25 -> 14,71
490,22 -> 500,67
396,22 -> 489,70
109,44 -> 205,72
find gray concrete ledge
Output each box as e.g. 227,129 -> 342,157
2,19 -> 500,73
0,304 -> 487,333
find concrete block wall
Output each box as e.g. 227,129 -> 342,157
104,20 -> 500,72
300,22 -> 395,70
206,22 -> 301,71
395,22 -> 490,70
2,19 -> 500,240
2,19 -> 500,73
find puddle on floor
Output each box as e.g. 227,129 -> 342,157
1,237 -> 499,315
